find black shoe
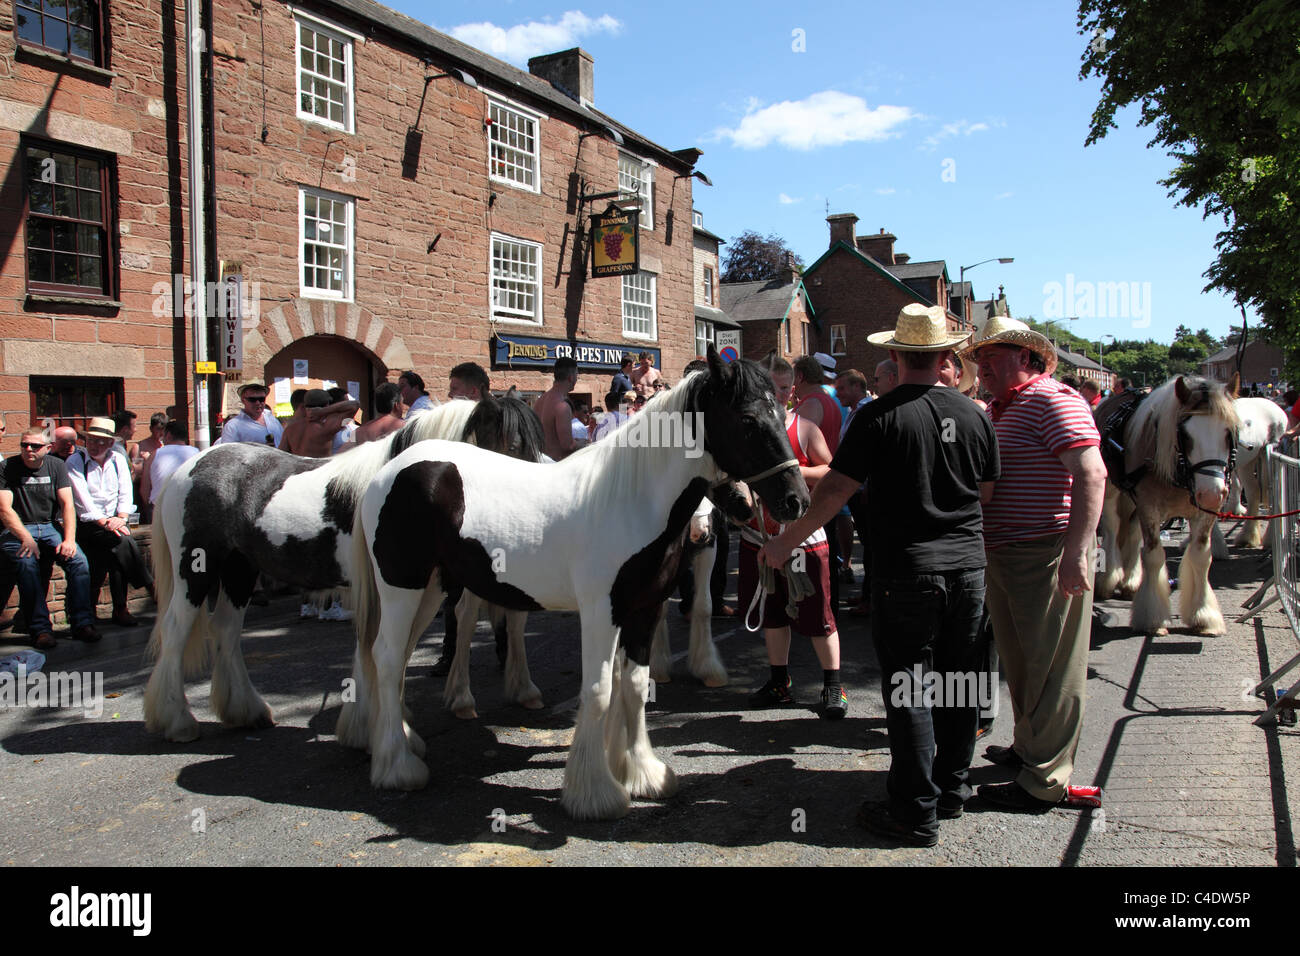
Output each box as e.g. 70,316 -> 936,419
71,625 -> 101,643
819,684 -> 848,720
748,675 -> 795,707
430,656 -> 453,677
977,781 -> 1062,814
984,744 -> 1024,769
856,801 -> 938,847
937,795 -> 964,820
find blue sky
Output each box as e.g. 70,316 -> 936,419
395,0 -> 1250,347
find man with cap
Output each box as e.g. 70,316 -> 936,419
279,389 -> 360,457
67,417 -> 154,627
757,303 -> 1000,845
963,317 -> 1105,813
221,382 -> 284,447
0,427 -> 99,648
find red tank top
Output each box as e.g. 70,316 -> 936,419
797,390 -> 841,455
747,414 -> 808,537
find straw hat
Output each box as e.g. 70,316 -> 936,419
960,315 -> 1058,376
84,417 -> 116,439
954,355 -> 978,394
867,304 -> 972,351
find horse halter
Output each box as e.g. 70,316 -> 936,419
1173,415 -> 1237,494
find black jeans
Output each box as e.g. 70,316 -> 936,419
872,568 -> 987,832
78,523 -> 153,611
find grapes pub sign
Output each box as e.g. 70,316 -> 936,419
490,334 -> 660,372
591,205 -> 640,277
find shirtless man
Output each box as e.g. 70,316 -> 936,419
351,383 -> 407,445
630,351 -> 662,398
278,389 -> 360,457
536,356 -> 579,460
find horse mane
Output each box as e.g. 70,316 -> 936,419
1128,376 -> 1240,482
463,395 -> 545,462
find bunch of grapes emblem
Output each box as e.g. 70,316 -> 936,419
603,230 -> 625,262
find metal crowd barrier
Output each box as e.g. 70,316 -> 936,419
1245,443 -> 1300,724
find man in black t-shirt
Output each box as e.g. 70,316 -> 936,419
758,303 -> 999,846
0,428 -> 98,649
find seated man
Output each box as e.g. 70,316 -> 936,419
67,418 -> 154,627
0,428 -> 98,648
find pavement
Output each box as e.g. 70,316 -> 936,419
0,522 -> 1296,867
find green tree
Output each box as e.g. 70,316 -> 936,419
722,231 -> 805,283
1079,0 -> 1300,370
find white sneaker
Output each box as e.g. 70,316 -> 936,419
321,601 -> 353,622
300,603 -> 319,619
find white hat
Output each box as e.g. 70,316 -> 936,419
813,352 -> 837,381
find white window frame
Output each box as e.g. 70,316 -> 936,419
622,271 -> 657,340
299,186 -> 354,301
618,151 -> 654,230
692,209 -> 703,228
293,11 -> 356,134
489,232 -> 543,326
830,324 -> 847,356
487,95 -> 542,194
703,266 -> 714,305
695,319 -> 714,357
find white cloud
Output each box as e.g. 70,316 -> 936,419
445,11 -> 621,65
922,119 -> 991,150
712,91 -> 916,151
778,193 -> 802,204
875,187 -> 896,195
995,191 -> 1014,200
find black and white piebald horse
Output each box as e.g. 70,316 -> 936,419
1094,374 -> 1240,635
349,347 -> 808,819
143,396 -> 543,743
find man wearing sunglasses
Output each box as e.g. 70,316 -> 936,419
219,382 -> 284,446
0,428 -> 98,649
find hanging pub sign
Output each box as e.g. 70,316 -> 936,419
591,204 -> 640,278
491,334 -> 659,372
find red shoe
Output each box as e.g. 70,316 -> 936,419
32,632 -> 56,650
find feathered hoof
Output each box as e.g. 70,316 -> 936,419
624,758 -> 679,801
453,705 -> 478,720
518,691 -> 545,710
218,699 -> 274,731
370,747 -> 429,790
408,728 -> 427,758
1185,608 -> 1226,636
561,777 -> 631,821
335,703 -> 369,750
648,667 -> 672,684
154,711 -> 201,744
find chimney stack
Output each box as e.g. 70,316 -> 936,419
827,212 -> 858,249
855,227 -> 897,265
528,48 -> 595,105
778,250 -> 798,285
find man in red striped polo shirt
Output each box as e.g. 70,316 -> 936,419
965,317 -> 1107,813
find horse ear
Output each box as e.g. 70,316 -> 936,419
1227,371 -> 1240,398
706,343 -> 726,382
1175,377 -> 1190,403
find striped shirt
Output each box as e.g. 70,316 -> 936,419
983,374 -> 1099,549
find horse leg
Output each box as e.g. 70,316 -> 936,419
143,592 -> 206,743
336,640 -> 372,750
1210,521 -> 1230,559
561,605 -> 629,820
614,643 -> 678,800
391,580 -> 444,758
1117,495 -> 1143,598
1130,508 -> 1172,635
1237,467 -> 1265,548
687,541 -> 727,687
1180,512 -> 1225,635
499,607 -> 542,709
369,584 -> 434,790
446,589 -> 481,719
648,603 -> 671,684
1096,482 -> 1123,598
208,594 -> 273,729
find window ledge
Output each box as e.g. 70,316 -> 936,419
26,293 -> 122,309
15,44 -> 116,83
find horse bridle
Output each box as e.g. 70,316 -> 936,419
1173,415 -> 1237,499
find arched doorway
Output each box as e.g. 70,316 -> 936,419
264,335 -> 384,420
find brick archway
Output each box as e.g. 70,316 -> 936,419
228,299 -> 414,404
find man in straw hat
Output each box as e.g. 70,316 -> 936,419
961,316 -> 1106,813
758,303 -> 999,845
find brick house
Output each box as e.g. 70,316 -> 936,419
1202,340 -> 1288,391
801,212 -> 964,390
1,0 -> 705,453
691,209 -> 737,362
720,255 -> 814,364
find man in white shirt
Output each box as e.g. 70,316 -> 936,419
67,417 -> 153,626
592,390 -> 633,442
142,420 -> 199,507
219,382 -> 283,446
398,370 -> 436,419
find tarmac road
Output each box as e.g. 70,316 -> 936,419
0,523 -> 1295,867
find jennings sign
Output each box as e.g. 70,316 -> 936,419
591,206 -> 640,277
491,334 -> 659,372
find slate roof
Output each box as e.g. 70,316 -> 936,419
693,225 -> 726,245
1204,345 -> 1238,364
308,0 -> 692,170
1056,347 -> 1103,372
884,259 -> 948,281
720,279 -> 804,324
948,281 -> 972,299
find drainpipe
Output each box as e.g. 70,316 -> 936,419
185,0 -> 210,447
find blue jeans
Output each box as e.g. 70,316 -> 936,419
872,568 -> 987,832
0,524 -> 93,634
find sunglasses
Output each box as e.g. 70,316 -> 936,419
19,441 -> 46,450
243,396 -> 268,403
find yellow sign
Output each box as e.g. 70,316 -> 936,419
195,361 -> 217,374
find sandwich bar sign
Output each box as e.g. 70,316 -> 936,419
491,334 -> 659,372
591,206 -> 640,277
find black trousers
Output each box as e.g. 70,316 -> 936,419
77,523 -> 153,610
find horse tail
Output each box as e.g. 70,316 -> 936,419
145,479 -> 212,678
350,493 -> 380,658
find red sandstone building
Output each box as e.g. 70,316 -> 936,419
2,0 -> 705,448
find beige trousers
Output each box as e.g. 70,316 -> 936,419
986,533 -> 1091,801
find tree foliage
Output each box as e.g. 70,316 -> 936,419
1079,0 -> 1300,370
721,231 -> 805,283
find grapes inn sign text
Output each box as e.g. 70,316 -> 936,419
491,334 -> 660,372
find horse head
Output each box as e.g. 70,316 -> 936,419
691,344 -> 810,522
1171,373 -> 1241,512
463,395 -> 545,463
